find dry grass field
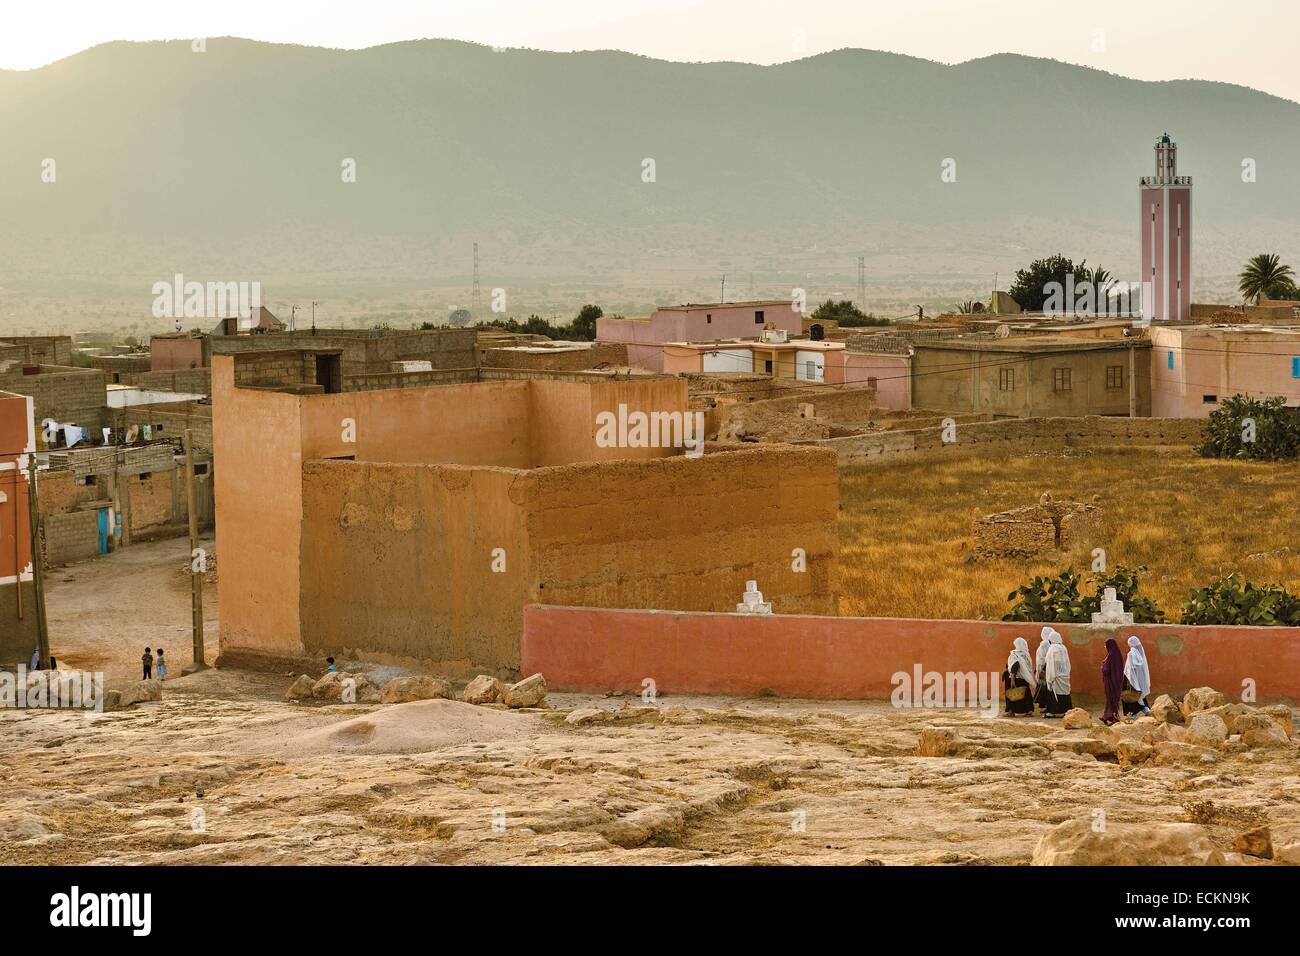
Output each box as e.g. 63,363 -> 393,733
837,444 -> 1300,621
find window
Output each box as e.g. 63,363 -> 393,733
1203,395 -> 1218,404
138,472 -> 152,481
764,359 -> 773,374
754,310 -> 765,325
706,314 -> 712,324
1106,365 -> 1124,389
1052,367 -> 1072,392
1167,350 -> 1175,370
867,376 -> 879,391
999,368 -> 1015,391
805,360 -> 816,379
1292,356 -> 1300,378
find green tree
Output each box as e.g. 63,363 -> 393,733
569,304 -> 603,341
1008,255 -> 1105,312
810,299 -> 888,328
1238,253 -> 1297,304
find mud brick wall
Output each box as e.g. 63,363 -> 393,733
297,445 -> 839,676
42,510 -> 100,566
807,416 -> 1205,469
482,342 -> 628,371
213,329 -> 478,376
519,445 -> 839,618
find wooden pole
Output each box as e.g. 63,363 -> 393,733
1128,344 -> 1138,418
184,429 -> 206,669
25,464 -> 50,667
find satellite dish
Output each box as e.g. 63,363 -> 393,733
449,309 -> 472,327
994,325 -> 1011,339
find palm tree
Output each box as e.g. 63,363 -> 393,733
1238,254 -> 1296,304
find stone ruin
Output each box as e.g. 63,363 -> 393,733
970,492 -> 1102,560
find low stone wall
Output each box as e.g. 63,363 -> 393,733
522,605 -> 1300,702
802,416 -> 1204,469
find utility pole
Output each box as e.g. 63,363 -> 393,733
25,463 -> 50,668
311,301 -> 318,336
183,429 -> 206,671
857,256 -> 865,309
720,274 -> 726,303
290,305 -> 299,333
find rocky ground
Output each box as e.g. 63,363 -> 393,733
2,669 -> 1297,865
5,536 -> 1297,866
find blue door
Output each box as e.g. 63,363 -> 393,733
97,509 -> 109,554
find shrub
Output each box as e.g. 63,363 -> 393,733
1198,394 -> 1300,461
1003,564 -> 1165,623
1180,574 -> 1300,626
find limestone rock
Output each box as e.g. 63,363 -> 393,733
600,805 -> 681,848
118,679 -> 163,707
503,673 -> 547,708
462,675 -> 505,705
1032,820 -> 1226,866
1047,735 -> 1115,759
1115,740 -> 1154,767
379,675 -> 453,704
1232,826 -> 1273,860
565,708 -> 611,726
101,689 -> 122,712
1259,704 -> 1294,738
1153,741 -> 1217,766
311,672 -> 344,700
917,728 -> 955,757
1242,722 -> 1291,749
1186,713 -> 1228,748
1149,694 -> 1183,725
1275,842 -> 1300,865
1061,708 -> 1093,729
613,705 -> 664,724
284,675 -> 316,700
1181,687 -> 1227,721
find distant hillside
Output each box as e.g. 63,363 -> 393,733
1,38 -> 1297,311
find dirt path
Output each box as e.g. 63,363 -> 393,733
43,535 -> 218,686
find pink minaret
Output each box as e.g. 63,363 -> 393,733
1140,133 -> 1192,323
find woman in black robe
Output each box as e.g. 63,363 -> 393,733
1002,637 -> 1036,716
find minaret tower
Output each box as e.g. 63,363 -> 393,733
1139,133 -> 1192,323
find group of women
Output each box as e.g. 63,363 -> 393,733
1002,628 -> 1151,724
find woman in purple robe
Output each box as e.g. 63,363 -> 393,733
1100,638 -> 1124,725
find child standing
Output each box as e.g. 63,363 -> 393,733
142,647 -> 153,680
156,649 -> 168,681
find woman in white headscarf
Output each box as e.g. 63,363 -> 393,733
1042,630 -> 1073,717
1033,627 -> 1055,712
1002,637 -> 1037,716
1122,635 -> 1151,716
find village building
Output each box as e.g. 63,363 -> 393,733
911,337 -> 1151,418
1149,324 -> 1300,417
212,349 -> 838,675
597,301 -> 804,371
0,390 -> 37,665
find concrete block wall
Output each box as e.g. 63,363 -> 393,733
123,368 -> 212,394
0,365 -> 107,431
213,329 -> 478,376
42,510 -> 100,566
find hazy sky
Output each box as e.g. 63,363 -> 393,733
4,0 -> 1298,103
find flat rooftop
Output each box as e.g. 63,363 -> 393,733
915,336 -> 1150,353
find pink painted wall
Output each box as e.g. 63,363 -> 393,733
598,303 -> 803,372
1150,326 -> 1300,417
824,351 -> 911,410
522,605 -> 1300,702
